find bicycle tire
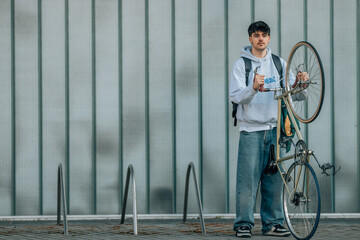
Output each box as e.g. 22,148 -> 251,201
283,160 -> 321,240
285,41 -> 325,123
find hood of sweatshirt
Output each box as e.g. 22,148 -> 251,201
239,46 -> 272,62
239,46 -> 278,89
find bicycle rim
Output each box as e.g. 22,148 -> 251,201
283,161 -> 321,240
285,41 -> 325,123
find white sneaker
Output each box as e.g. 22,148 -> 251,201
263,224 -> 291,237
236,226 -> 252,238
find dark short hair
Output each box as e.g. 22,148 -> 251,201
248,21 -> 270,36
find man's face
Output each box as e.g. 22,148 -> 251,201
249,31 -> 270,51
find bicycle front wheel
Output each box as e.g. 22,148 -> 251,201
283,161 -> 321,240
285,41 -> 325,123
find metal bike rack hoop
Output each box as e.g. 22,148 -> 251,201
57,163 -> 68,235
120,164 -> 138,235
183,162 -> 206,234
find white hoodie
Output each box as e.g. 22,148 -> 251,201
229,46 -> 286,132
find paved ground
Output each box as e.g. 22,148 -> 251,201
0,218 -> 359,239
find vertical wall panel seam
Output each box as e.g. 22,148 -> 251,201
356,0 -> 360,212
278,0 -> 281,56
304,0 -> 307,41
224,0 -> 229,214
91,0 -> 97,215
330,0 -> 335,213
118,0 -> 123,213
304,0 -> 308,146
251,0 -> 255,22
11,0 -> 16,216
38,0 -> 43,215
198,0 -> 203,202
171,0 -> 177,213
65,0 -> 70,213
145,0 -> 150,214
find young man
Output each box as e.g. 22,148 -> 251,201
229,21 -> 308,238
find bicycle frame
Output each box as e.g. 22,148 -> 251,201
273,88 -> 306,195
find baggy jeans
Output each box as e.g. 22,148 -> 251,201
233,128 -> 284,232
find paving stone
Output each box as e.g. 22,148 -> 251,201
0,218 -> 359,239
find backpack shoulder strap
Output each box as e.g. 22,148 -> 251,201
271,54 -> 284,88
232,57 -> 251,127
241,57 -> 252,86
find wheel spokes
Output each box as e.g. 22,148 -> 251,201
283,162 -> 320,239
285,42 -> 324,123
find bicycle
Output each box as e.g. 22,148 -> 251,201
262,41 -> 339,240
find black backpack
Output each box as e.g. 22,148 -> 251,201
232,54 -> 283,126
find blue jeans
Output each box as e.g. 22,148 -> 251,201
233,128 -> 284,232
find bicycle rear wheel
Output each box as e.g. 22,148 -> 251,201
285,41 -> 325,123
283,161 -> 321,240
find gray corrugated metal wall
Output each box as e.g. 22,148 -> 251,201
0,0 -> 359,216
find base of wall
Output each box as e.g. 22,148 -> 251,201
0,213 -> 359,221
